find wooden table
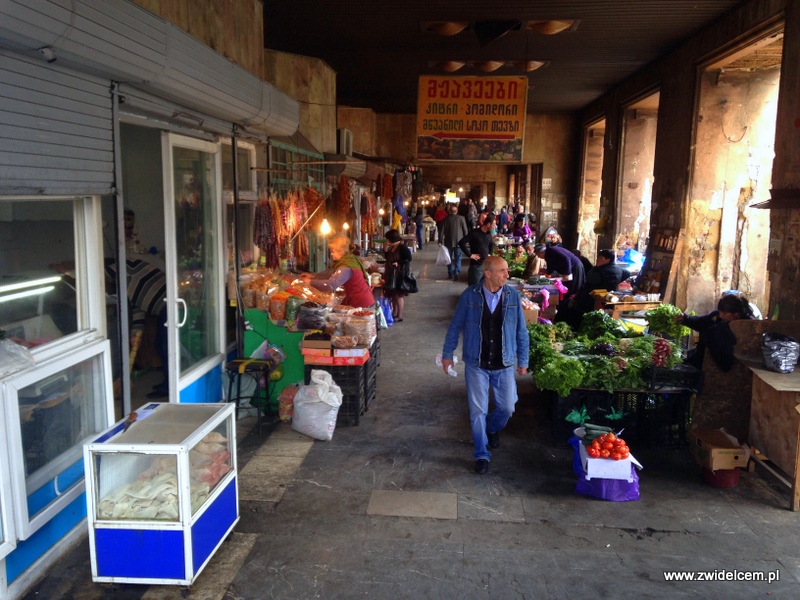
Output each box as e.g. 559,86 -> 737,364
744,360 -> 800,510
606,300 -> 661,320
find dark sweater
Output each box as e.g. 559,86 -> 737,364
458,229 -> 495,267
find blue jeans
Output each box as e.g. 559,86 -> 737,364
447,246 -> 462,279
464,364 -> 518,460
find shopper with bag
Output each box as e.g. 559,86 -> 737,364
384,229 -> 413,322
440,204 -> 469,282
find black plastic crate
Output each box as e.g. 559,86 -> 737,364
304,364 -> 367,425
647,364 -> 703,393
365,372 -> 377,411
551,388 -> 690,448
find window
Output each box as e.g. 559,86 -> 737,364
4,342 -> 113,539
221,141 -> 257,201
0,195 -> 112,539
268,141 -> 325,194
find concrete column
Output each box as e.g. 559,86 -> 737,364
768,0 -> 800,319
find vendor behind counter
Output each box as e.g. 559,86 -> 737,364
300,234 -> 374,309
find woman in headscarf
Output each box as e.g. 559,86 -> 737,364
301,234 -> 375,308
383,229 -> 413,321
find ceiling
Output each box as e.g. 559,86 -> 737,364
263,0 -> 746,115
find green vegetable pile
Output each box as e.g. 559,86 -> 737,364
527,317 -> 683,396
645,303 -> 691,339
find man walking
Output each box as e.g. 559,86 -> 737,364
440,205 -> 469,281
458,213 -> 496,286
441,256 -> 530,475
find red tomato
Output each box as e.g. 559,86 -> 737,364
587,448 -> 600,458
611,452 -> 622,461
620,451 -> 630,459
602,442 -> 615,451
619,446 -> 629,454
606,433 -> 617,443
613,438 -> 626,447
590,440 -> 600,450
600,449 -> 611,459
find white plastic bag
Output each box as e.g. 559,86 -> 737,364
436,245 -> 451,266
291,370 -> 344,441
0,339 -> 36,376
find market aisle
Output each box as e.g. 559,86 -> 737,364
24,243 -> 800,599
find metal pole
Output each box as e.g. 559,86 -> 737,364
231,126 -> 243,359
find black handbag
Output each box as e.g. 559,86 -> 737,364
400,263 -> 419,293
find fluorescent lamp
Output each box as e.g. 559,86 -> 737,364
0,286 -> 56,303
0,275 -> 61,294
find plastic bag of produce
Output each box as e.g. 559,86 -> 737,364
278,384 -> 300,422
762,332 -> 800,374
568,435 -> 640,502
291,370 -> 343,441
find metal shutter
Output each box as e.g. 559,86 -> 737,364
0,50 -> 113,196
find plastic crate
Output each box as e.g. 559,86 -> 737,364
304,364 -> 366,426
647,364 -> 703,393
552,388 -> 690,448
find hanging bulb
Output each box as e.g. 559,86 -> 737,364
342,222 -> 350,230
378,208 -> 385,216
320,219 -> 331,235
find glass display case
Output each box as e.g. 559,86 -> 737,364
84,402 -> 237,587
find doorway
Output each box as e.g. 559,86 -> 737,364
576,120 -> 606,257
683,29 -> 782,315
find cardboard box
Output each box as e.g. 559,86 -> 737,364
301,347 -> 332,357
579,442 -> 643,482
332,352 -> 370,366
303,355 -> 334,366
523,308 -> 540,325
302,333 -> 332,349
333,346 -> 370,357
689,428 -> 750,471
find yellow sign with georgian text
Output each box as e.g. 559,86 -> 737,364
416,75 -> 527,162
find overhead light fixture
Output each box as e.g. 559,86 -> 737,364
428,60 -> 466,73
510,60 -> 546,73
423,21 -> 469,36
320,219 -> 331,235
525,20 -> 576,35
471,60 -> 505,73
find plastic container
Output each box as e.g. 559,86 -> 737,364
703,467 -> 740,488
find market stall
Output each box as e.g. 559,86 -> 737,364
526,309 -> 702,449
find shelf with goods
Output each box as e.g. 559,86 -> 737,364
83,403 -> 237,587
637,228 -> 685,302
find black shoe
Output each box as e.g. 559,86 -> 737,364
146,388 -> 168,399
487,431 -> 500,448
474,459 -> 489,474
452,274 -> 458,282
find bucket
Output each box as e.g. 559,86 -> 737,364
703,467 -> 740,488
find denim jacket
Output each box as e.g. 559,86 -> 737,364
442,282 -> 530,369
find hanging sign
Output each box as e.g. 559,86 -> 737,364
416,75 -> 527,162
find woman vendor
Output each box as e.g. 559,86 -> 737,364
301,234 -> 375,308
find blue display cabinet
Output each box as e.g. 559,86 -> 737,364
83,402 -> 237,588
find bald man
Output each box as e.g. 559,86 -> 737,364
441,256 -> 530,475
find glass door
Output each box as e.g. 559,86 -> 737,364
161,134 -> 225,400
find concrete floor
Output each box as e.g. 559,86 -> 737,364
24,244 -> 800,599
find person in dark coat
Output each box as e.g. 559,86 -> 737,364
571,249 -> 594,274
677,292 -> 756,371
384,229 -> 413,321
440,204 -> 469,281
576,249 -> 631,314
534,243 -> 586,327
459,214 -> 496,286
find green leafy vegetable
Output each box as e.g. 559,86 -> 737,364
533,356 -> 586,397
578,310 -> 627,339
645,303 -> 691,339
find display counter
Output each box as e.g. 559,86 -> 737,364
84,402 -> 237,587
